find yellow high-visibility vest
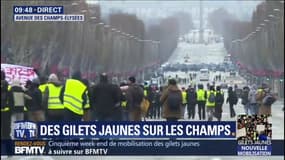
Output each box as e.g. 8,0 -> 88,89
47,83 -> 64,110
63,79 -> 88,115
206,90 -> 216,107
39,84 -> 48,94
121,101 -> 127,108
144,89 -> 147,97
197,89 -> 206,101
182,91 -> 187,104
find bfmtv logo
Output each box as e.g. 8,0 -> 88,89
14,121 -> 37,139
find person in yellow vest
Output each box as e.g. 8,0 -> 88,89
60,71 -> 90,121
181,87 -> 187,119
196,84 -> 207,120
206,85 -> 216,121
214,86 -> 224,121
38,76 -> 48,95
43,73 -> 65,121
120,81 -> 129,121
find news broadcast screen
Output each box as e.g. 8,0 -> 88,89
1,0 -> 284,160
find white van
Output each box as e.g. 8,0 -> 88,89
199,69 -> 210,81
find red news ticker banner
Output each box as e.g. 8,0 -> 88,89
1,63 -> 38,85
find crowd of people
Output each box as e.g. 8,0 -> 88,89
0,70 -> 278,140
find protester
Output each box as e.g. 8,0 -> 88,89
187,86 -> 197,119
196,84 -> 207,120
214,86 -> 224,121
160,79 -> 182,121
226,86 -> 238,118
126,76 -> 144,121
181,87 -> 188,119
153,87 -> 162,119
60,71 -> 90,121
42,73 -> 64,121
25,78 -> 45,122
91,73 -> 121,121
120,81 -> 129,121
8,78 -> 32,138
206,85 -> 216,121
248,84 -> 258,115
241,86 -> 250,115
1,71 -> 11,140
256,84 -> 277,115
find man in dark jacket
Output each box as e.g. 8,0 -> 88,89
91,73 -> 121,121
226,86 -> 238,118
215,86 -> 224,121
187,86 -> 197,119
241,86 -> 250,115
26,78 -> 44,122
126,76 -> 144,121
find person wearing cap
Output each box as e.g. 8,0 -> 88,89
126,76 -> 144,121
7,78 -> 32,139
60,71 -> 90,121
42,73 -> 65,121
90,73 -> 121,121
25,78 -> 44,122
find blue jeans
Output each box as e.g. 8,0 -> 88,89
249,103 -> 258,115
244,103 -> 250,115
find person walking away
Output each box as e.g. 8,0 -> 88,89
206,86 -> 216,121
153,87 -> 161,119
160,79 -> 182,121
120,81 -> 129,121
25,78 -> 45,122
248,84 -> 258,115
241,86 -> 250,115
42,73 -> 64,121
181,87 -> 187,119
91,73 -> 122,121
126,76 -> 144,121
196,84 -> 207,120
8,78 -> 31,139
146,86 -> 155,119
60,71 -> 90,121
226,86 -> 238,118
187,86 -> 197,119
214,86 -> 224,121
257,85 -> 277,115
1,71 -> 11,140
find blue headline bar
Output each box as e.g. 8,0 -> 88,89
13,6 -> 64,14
34,121 -> 236,139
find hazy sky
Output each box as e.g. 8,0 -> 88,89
87,0 -> 262,21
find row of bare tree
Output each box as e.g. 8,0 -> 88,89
208,0 -> 284,77
1,0 -> 193,80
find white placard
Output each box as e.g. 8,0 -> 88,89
237,127 -> 246,138
1,63 -> 38,85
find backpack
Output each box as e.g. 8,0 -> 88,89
232,92 -> 238,105
262,94 -> 276,106
241,90 -> 249,105
187,90 -> 196,104
215,92 -> 224,105
167,90 -> 182,111
208,92 -> 215,103
132,85 -> 144,105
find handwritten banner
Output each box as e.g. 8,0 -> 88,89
1,63 -> 38,85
